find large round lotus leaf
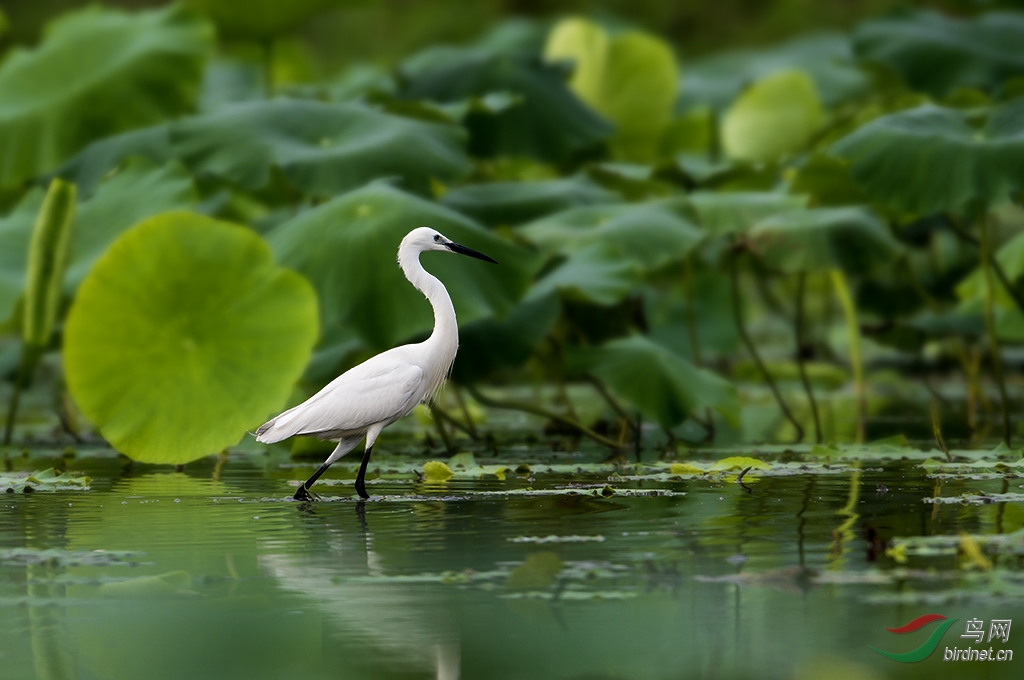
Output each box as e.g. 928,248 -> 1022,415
566,335 -> 739,429
520,198 -> 704,270
267,183 -> 539,350
830,98 -> 1024,214
748,207 -> 901,275
64,212 -> 318,464
687,191 -> 808,236
186,0 -> 345,40
439,175 -> 618,226
853,10 -> 1024,97
171,99 -> 470,196
721,70 -> 824,163
545,18 -> 678,161
0,5 -> 212,187
400,52 -> 612,164
679,33 -> 869,111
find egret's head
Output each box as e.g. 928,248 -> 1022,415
404,226 -> 498,263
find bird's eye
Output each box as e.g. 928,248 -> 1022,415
433,234 -> 441,242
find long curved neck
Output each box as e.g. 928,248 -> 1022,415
398,243 -> 458,349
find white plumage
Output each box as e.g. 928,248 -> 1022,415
256,226 -> 496,500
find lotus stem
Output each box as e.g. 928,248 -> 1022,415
930,399 -> 951,462
830,269 -> 865,443
452,386 -> 480,439
795,272 -> 822,443
684,255 -> 717,441
945,213 -> 1024,316
466,384 -> 622,451
729,250 -> 804,443
3,345 -> 40,446
978,211 -> 1012,447
428,403 -> 456,454
432,401 -> 479,440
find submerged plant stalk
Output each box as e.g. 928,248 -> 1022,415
978,211 -> 1011,447
729,250 -> 804,443
830,269 -> 865,443
795,273 -> 822,443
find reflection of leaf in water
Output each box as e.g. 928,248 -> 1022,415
0,548 -> 141,568
506,552 -> 563,591
694,566 -> 817,596
97,570 -> 195,598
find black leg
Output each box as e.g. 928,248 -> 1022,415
354,445 -> 373,500
293,461 -> 330,501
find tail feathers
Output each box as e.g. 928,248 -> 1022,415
255,416 -> 289,444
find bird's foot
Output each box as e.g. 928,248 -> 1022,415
293,485 -> 320,502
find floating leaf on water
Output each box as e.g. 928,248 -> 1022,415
423,461 -> 454,482
508,535 -> 606,544
709,456 -> 771,472
0,548 -> 142,567
669,463 -> 705,475
64,212 -> 319,464
1,469 -> 92,493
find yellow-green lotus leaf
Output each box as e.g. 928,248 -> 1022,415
64,212 -> 318,464
722,70 -> 824,163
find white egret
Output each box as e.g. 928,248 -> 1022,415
256,227 -> 497,501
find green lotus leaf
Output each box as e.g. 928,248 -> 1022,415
957,229 -> 1024,313
453,294 -> 559,381
853,10 -> 1024,97
687,192 -> 808,236
55,124 -> 174,195
171,99 -> 470,196
830,98 -> 1024,214
267,183 -> 539,350
186,0 -> 345,40
545,18 -> 678,160
0,5 -> 212,187
748,207 -> 901,275
439,175 -> 618,226
520,199 -> 704,270
526,245 -> 637,307
64,212 -> 319,464
679,33 -> 869,111
67,160 -> 198,291
400,51 -> 612,163
0,160 -> 197,325
721,70 -> 824,163
567,335 -> 739,429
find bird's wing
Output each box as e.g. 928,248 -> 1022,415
257,361 -> 423,443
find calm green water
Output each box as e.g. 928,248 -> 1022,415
0,441 -> 1019,680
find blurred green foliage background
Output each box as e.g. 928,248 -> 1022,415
2,0 -> 1024,465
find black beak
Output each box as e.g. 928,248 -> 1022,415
446,241 -> 498,264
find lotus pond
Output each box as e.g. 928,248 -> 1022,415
2,406 -> 1022,680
